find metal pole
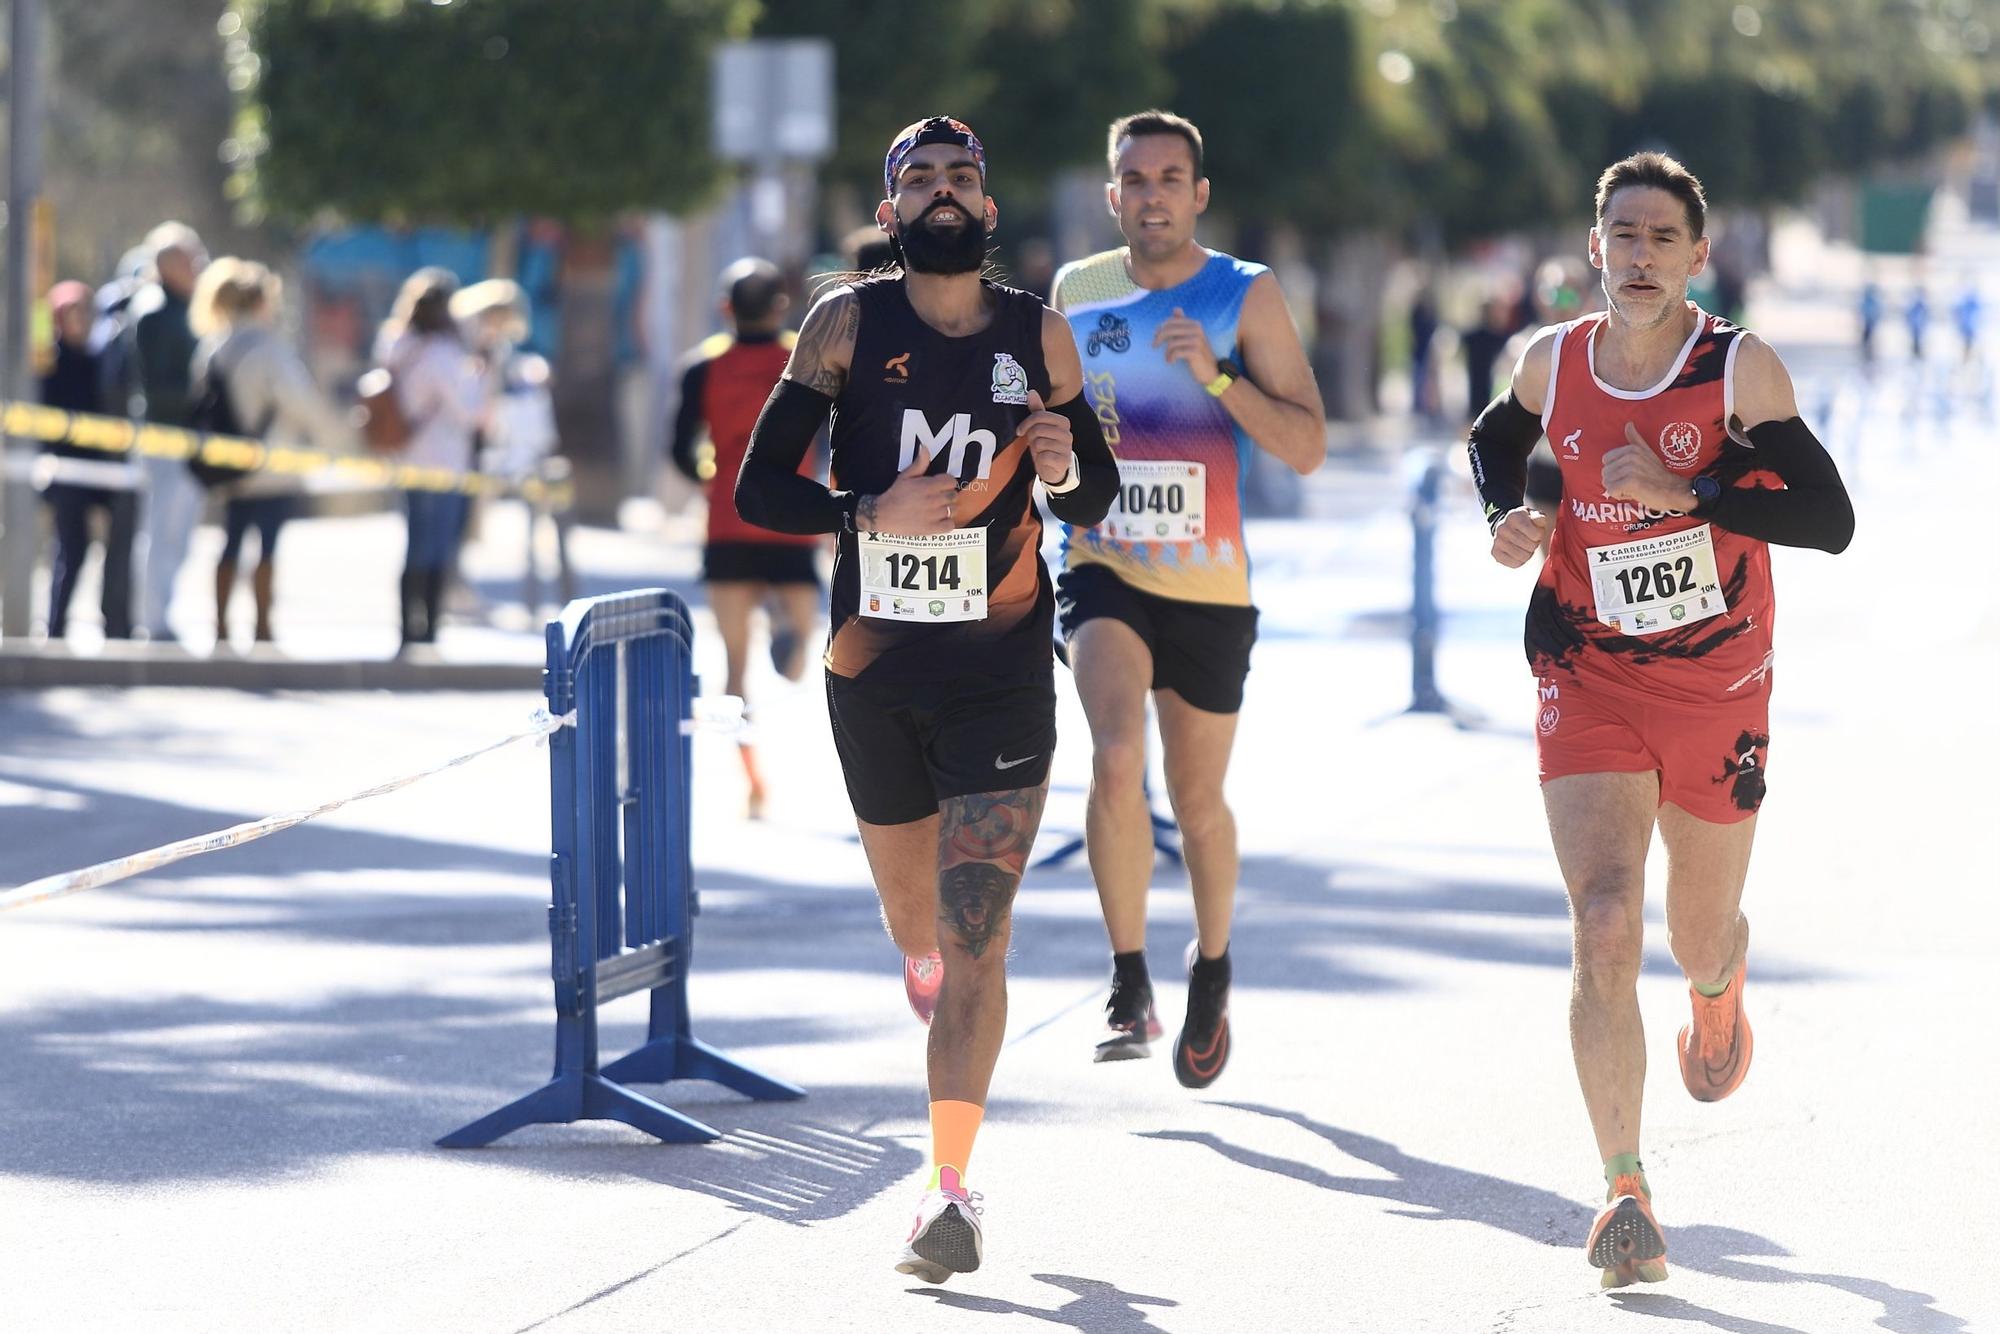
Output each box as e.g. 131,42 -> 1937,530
2,0 -> 47,639
1408,449 -> 1447,713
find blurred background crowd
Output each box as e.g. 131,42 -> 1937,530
5,0 -> 1999,653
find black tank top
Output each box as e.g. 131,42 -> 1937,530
827,275 -> 1053,683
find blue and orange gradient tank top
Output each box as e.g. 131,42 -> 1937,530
1053,249 -> 1266,608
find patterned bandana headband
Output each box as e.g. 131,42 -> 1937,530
883,116 -> 987,198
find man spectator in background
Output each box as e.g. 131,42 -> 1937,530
129,222 -> 208,645
39,281 -> 135,641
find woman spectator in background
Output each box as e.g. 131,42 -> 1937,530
375,267 -> 488,654
40,280 -> 136,641
189,258 -> 353,650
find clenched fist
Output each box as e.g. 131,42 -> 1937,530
1490,507 -> 1552,568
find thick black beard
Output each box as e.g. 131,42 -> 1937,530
896,214 -> 989,275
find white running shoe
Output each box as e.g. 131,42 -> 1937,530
894,1165 -> 983,1284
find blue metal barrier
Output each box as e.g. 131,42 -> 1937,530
439,588 -> 803,1148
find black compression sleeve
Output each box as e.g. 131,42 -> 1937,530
1044,391 -> 1118,527
735,379 -> 848,534
1467,391 -> 1543,530
668,359 -> 708,483
1704,417 -> 1855,553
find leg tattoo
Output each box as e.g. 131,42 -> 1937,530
936,786 -> 1048,959
939,862 -> 1014,960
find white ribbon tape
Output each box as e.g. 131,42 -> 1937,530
0,708 -> 576,915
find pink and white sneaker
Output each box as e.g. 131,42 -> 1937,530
894,1165 -> 984,1284
904,951 -> 943,1026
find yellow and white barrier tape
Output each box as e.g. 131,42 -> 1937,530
1,400 -> 573,509
0,707 -> 575,915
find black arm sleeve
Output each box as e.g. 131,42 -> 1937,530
1044,391 -> 1118,527
1466,391 -> 1543,531
734,379 -> 849,534
1704,417 -> 1855,554
667,359 -> 708,483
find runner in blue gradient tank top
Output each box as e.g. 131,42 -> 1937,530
1051,111 -> 1327,1088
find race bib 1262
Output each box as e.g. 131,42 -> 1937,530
1586,523 -> 1728,636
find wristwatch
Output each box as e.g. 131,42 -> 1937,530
1688,474 -> 1722,514
1204,357 -> 1241,397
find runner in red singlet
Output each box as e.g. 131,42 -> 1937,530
1466,152 -> 1854,1288
669,258 -> 822,818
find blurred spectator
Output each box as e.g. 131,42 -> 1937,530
1953,283 -> 1982,365
190,258 -> 354,650
376,267 -> 487,653
39,281 -> 136,641
1906,288 -> 1930,362
1859,281 -> 1883,364
1532,257 -> 1592,324
131,222 -> 208,644
1460,293 -> 1518,421
668,257 -> 821,819
1408,290 -> 1442,421
453,279 -> 556,479
454,277 -> 570,613
841,223 -> 898,275
1013,237 -> 1058,301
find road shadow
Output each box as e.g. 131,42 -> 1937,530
1144,1102 -> 1967,1334
0,978 -> 935,1229
913,1272 -> 1178,1331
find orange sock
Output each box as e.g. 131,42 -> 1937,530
928,1099 -> 984,1187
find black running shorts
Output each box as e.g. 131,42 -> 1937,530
1057,564 -> 1259,714
703,541 -> 821,586
825,670 -> 1057,826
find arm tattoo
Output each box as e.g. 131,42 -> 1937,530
938,861 -> 1014,960
857,493 -> 878,532
784,291 -> 856,397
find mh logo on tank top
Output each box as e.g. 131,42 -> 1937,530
898,408 -> 996,479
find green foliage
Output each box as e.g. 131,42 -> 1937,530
235,0 -> 2000,241
234,0 -> 757,224
751,0 -> 1167,207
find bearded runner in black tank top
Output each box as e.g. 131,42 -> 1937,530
734,115 -> 1117,1289
827,274 -> 1056,683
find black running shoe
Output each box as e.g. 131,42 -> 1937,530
1092,974 -> 1162,1063
1173,941 -> 1231,1089
768,623 -> 806,682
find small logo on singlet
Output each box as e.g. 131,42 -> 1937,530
1659,421 -> 1703,472
990,352 -> 1029,405
1538,704 -> 1561,736
1086,312 -> 1131,356
884,352 -> 911,382
1561,428 -> 1582,458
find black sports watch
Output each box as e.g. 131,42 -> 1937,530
1688,475 -> 1722,514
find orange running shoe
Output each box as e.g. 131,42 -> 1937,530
1678,956 -> 1753,1102
1587,1173 -> 1668,1287
904,951 -> 943,1027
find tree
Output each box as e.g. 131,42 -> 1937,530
232,0 -> 758,515
2,0 -> 262,279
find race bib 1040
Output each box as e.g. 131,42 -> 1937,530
859,529 -> 987,623
1101,460 -> 1204,542
1586,524 -> 1728,636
